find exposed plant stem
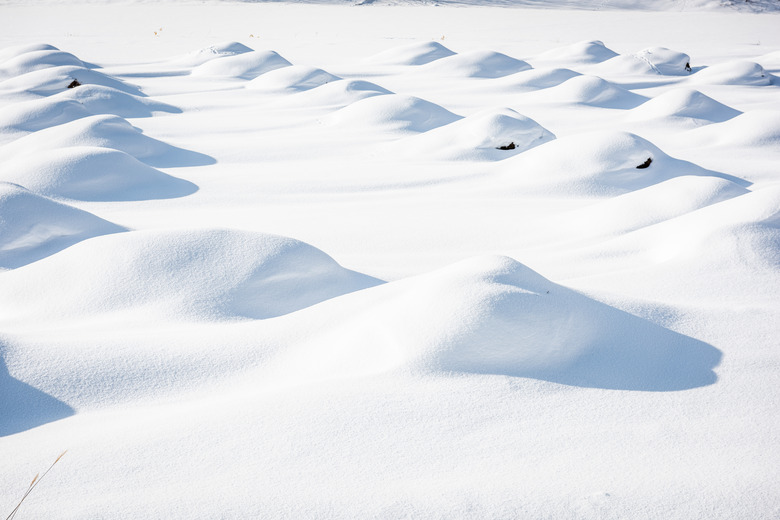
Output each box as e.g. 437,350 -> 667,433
6,451 -> 67,520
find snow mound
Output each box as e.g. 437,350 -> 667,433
0,97 -> 92,135
689,60 -> 774,85
366,41 -> 456,66
532,74 -> 648,108
54,84 -> 180,117
533,40 -> 619,66
172,41 -> 254,67
594,47 -> 691,76
498,67 -> 581,91
0,182 -> 125,269
246,65 -> 340,93
286,255 -> 720,391
281,79 -> 392,108
558,175 -> 749,240
0,146 -> 198,201
627,88 -> 741,123
500,130 -> 720,196
755,49 -> 780,72
418,50 -> 532,78
0,43 -> 59,63
573,185 -> 780,304
398,107 -> 554,160
0,229 -> 381,323
191,50 -> 292,80
0,65 -> 144,98
681,110 -> 780,148
0,49 -> 86,81
329,94 -> 461,133
0,114 -> 214,168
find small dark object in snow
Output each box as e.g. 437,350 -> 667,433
67,79 -> 81,89
497,142 -> 516,150
685,62 -> 691,72
636,157 -> 653,169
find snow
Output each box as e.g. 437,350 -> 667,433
0,1 -> 779,518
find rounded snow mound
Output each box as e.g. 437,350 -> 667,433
632,47 -> 691,75
594,47 -> 691,76
286,255 -> 720,391
681,110 -> 780,148
533,74 -> 647,108
500,130 -> 717,196
755,49 -> 780,71
0,97 -> 92,135
54,84 -> 180,117
398,107 -> 554,160
0,43 -> 59,63
689,60 -> 774,85
627,88 -> 741,123
246,65 -> 340,93
329,94 -> 461,133
557,175 -> 749,240
533,40 -> 619,66
0,228 -> 382,322
191,50 -> 292,80
571,185 -> 780,305
173,41 -> 254,67
0,65 -> 144,97
0,182 -> 125,269
0,114 -> 212,168
0,49 -> 86,81
365,41 -> 456,66
499,67 -> 581,91
0,146 -> 198,201
418,50 -> 532,78
280,79 -> 392,109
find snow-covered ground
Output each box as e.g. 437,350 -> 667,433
1,1 -> 779,518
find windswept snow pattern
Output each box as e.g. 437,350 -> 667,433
0,5 -> 779,520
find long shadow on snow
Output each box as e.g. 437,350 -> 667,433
0,355 -> 74,437
423,260 -> 723,392
443,297 -> 722,392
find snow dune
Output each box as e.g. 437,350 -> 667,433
0,146 -> 197,201
591,46 -> 692,76
0,114 -> 213,167
689,60 -> 776,86
277,78 -> 392,108
0,182 -> 124,269
627,87 -> 742,124
415,49 -> 532,78
279,255 -> 720,391
496,130 -> 730,195
0,64 -> 143,99
532,40 -> 619,66
329,93 -> 461,133
393,107 -> 554,160
365,40 -> 457,66
191,49 -> 292,80
523,74 -> 648,108
0,228 -> 381,324
246,65 -> 341,93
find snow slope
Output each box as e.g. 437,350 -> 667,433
0,1 -> 779,519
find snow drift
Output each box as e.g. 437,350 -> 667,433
0,114 -> 214,167
394,107 -> 554,160
280,255 -> 721,391
0,228 -> 382,324
0,146 -> 197,201
0,182 -> 125,269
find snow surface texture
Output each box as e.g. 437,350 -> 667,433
0,2 -> 779,519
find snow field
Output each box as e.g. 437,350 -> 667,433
0,3 -> 779,518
